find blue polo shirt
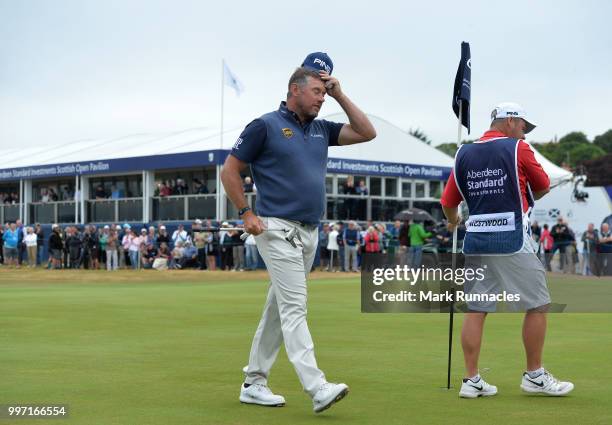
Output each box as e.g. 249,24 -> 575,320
231,102 -> 343,224
343,228 -> 359,246
3,229 -> 19,249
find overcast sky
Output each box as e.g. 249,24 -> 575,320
1,0 -> 611,151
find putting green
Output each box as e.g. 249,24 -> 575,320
1,270 -> 610,425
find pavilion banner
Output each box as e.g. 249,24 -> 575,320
0,152 -> 450,182
0,150 -> 227,182
326,157 -> 451,180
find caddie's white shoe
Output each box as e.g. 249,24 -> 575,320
312,382 -> 349,413
521,370 -> 574,396
459,376 -> 498,398
239,383 -> 285,407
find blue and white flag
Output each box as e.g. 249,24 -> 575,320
223,60 -> 245,97
452,42 -> 471,134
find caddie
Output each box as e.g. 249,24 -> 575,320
441,102 -> 574,398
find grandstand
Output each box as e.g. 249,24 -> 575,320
0,113 -> 571,226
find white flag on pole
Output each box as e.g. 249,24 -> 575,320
223,60 -> 244,96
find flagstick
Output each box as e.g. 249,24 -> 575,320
452,102 -> 462,253
447,101 -> 462,390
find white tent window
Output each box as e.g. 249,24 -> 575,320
430,181 -> 442,199
401,181 -> 412,198
369,177 -> 382,196
415,181 -> 426,198
325,176 -> 334,194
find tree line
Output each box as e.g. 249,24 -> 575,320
434,129 -> 612,169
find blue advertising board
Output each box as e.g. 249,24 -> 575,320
0,150 -> 451,182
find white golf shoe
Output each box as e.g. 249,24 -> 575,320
521,370 -> 574,396
312,382 -> 349,413
459,376 -> 498,398
239,383 -> 285,407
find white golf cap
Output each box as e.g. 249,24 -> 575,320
490,102 -> 536,134
103,225 -> 110,229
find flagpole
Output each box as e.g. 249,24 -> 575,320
220,59 -> 225,150
447,101 -> 462,390
217,59 -> 225,222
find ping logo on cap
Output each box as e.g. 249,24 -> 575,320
313,58 -> 331,73
302,52 -> 333,75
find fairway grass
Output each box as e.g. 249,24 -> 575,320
1,270 -> 611,425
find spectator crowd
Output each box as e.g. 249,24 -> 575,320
1,219 -> 260,272
532,217 -> 612,276
1,192 -> 20,204
2,214 -> 611,276
318,218 -> 448,273
37,186 -> 75,202
151,176 -> 254,197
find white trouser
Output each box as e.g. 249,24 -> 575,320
344,245 -> 359,271
106,250 -> 118,270
244,217 -> 326,397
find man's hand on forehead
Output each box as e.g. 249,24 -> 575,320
319,71 -> 342,99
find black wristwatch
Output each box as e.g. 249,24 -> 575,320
238,206 -> 252,216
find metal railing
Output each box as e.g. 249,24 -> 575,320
28,201 -> 77,224
87,198 -> 143,223
152,194 -> 216,221
12,192 -> 443,225
0,203 -> 21,223
325,195 -> 442,222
